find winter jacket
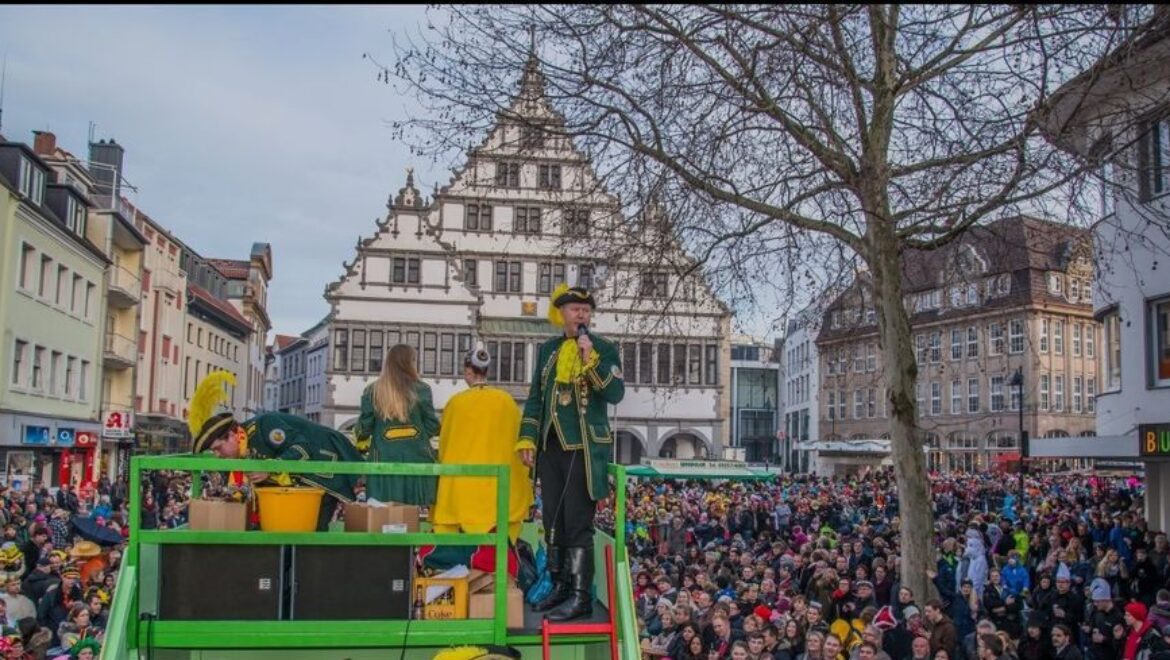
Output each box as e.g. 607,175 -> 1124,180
1002,561 -> 1031,597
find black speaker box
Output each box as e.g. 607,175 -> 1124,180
290,545 -> 412,620
159,544 -> 285,620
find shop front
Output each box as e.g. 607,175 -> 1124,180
0,413 -> 103,490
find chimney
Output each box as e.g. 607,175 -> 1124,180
88,138 -> 125,207
32,131 -> 57,156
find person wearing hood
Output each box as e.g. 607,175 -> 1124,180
1149,591 -> 1170,637
960,531 -> 990,600
1001,551 -> 1030,600
1085,578 -> 1123,660
1122,602 -> 1168,660
935,539 -> 960,608
1129,547 -> 1161,607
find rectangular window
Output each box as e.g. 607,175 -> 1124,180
640,272 -> 669,299
868,388 -> 876,418
65,356 -> 76,397
538,262 -> 566,294
494,261 -> 508,292
350,329 -> 366,373
837,388 -> 846,421
407,258 -> 420,285
704,345 -> 718,386
12,340 -> 27,386
440,333 -> 455,376
930,382 -> 942,416
422,333 -> 437,375
622,344 -> 637,384
464,203 -> 493,231
515,207 -> 542,235
672,342 -> 687,384
564,208 -> 590,237
495,261 -> 523,293
1054,320 -> 1064,355
393,257 -> 406,284
967,326 -> 979,358
657,343 -> 671,384
578,264 -> 594,290
951,329 -> 962,361
951,379 -> 962,414
368,330 -> 384,373
509,261 -> 522,292
1040,374 -> 1050,411
1040,318 -> 1050,353
486,341 -> 499,382
1104,311 -> 1121,391
990,376 -> 1005,412
71,274 -> 83,313
852,346 -> 864,372
687,345 -> 702,385
333,329 -> 349,372
916,334 -> 926,365
1054,375 -> 1065,412
854,389 -> 865,419
1073,323 -> 1082,357
405,331 -> 421,370
866,343 -> 876,372
48,351 -> 61,396
639,343 -> 654,385
19,244 -> 36,290
968,378 -> 980,413
1086,324 -> 1096,358
519,124 -> 545,149
987,320 -> 1006,355
512,342 -> 526,383
463,259 -> 478,288
39,255 -> 52,298
929,331 -> 941,363
827,391 -> 836,420
495,162 -> 520,188
1073,376 -> 1083,413
1009,319 -> 1025,354
1087,378 -> 1097,413
1152,299 -> 1170,385
79,361 -> 89,401
1138,114 -> 1170,201
537,164 -> 562,190
85,282 -> 94,319
56,265 -> 68,306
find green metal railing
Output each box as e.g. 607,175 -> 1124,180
124,455 -> 513,651
105,455 -> 643,657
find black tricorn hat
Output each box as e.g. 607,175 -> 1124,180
192,412 -> 236,454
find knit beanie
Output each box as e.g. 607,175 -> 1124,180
1126,601 -> 1148,623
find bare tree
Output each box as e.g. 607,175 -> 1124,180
379,4 -> 1162,600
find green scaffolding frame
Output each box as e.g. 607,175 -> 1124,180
102,456 -> 642,659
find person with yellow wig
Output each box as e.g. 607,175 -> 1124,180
519,283 -> 625,622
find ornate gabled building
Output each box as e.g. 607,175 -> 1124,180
321,56 -> 731,462
814,216 -> 1100,475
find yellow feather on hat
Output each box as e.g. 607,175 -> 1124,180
188,371 -> 237,437
547,282 -> 570,327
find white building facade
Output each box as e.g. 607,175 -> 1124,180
1041,14 -> 1170,531
782,309 -> 820,473
321,58 -> 730,462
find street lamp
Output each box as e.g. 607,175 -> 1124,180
1009,368 -> 1027,518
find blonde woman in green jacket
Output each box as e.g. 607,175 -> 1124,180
356,344 -> 439,505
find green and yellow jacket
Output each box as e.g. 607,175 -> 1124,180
243,412 -> 365,503
519,332 -> 625,501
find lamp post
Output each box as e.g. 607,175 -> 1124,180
1009,368 -> 1026,518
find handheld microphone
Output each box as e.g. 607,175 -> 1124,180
577,324 -> 590,361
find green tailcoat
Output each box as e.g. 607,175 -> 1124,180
519,333 -> 625,501
243,412 -> 364,502
355,381 -> 439,505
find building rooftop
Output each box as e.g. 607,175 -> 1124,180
188,283 -> 252,335
208,259 -> 251,280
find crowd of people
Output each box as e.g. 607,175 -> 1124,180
0,473 -> 154,659
612,468 -> 1170,660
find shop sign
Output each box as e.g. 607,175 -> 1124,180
55,428 -> 75,447
23,426 -> 51,446
1139,424 -> 1170,457
75,432 -> 97,448
103,411 -> 133,439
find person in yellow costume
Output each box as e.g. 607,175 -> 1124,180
432,342 -> 533,542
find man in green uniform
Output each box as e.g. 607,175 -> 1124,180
192,411 -> 365,531
518,284 -> 624,621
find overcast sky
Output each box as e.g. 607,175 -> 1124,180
0,5 -> 448,337
0,5 -> 781,343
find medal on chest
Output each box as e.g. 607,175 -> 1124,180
558,387 -> 572,407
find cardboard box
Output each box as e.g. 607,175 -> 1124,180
468,578 -> 524,628
343,502 -> 420,533
188,499 -> 247,531
415,576 -> 468,620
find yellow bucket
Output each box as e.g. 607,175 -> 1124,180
254,486 -> 324,532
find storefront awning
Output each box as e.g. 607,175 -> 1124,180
479,317 -> 558,337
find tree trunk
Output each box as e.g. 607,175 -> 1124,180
868,217 -> 936,604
